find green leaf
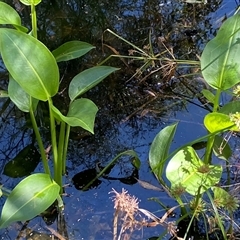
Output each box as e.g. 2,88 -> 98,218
166,146 -> 222,195
8,75 -> 38,112
69,66 -> 119,101
0,173 -> 59,229
201,89 -> 215,104
0,90 -> 8,98
52,41 -> 95,62
0,2 -> 21,25
0,2 -> 27,32
51,98 -> 98,133
201,14 -> 240,90
219,101 -> 240,115
212,186 -> 239,212
213,135 -> 232,161
149,123 -> 177,180
20,0 -> 41,6
132,157 -> 141,170
0,28 -> 59,101
204,112 -> 238,133
3,144 -> 40,178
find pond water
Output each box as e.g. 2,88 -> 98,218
0,0 -> 240,239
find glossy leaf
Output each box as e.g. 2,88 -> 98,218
201,14 -> 240,90
3,144 -> 40,178
201,89 -> 215,104
0,173 -> 59,229
166,146 -> 222,195
0,29 -> 59,101
149,123 -> 177,180
204,112 -> 238,133
52,41 -> 95,62
69,66 -> 119,101
213,135 -> 231,161
0,2 -> 27,32
20,0 -> 41,6
0,2 -> 21,25
8,76 -> 38,112
51,98 -> 98,133
219,101 -> 240,115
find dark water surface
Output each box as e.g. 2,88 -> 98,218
0,0 -> 240,239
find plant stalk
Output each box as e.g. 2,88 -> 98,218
203,88 -> 222,164
57,122 -> 65,181
48,100 -> 61,189
29,107 -> 50,175
31,4 -> 37,38
62,125 -> 70,175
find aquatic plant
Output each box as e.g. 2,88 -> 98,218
0,0 -> 118,228
149,12 -> 240,239
102,7 -> 240,239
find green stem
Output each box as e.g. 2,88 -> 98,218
213,89 -> 221,112
29,107 -> 50,175
206,190 -> 227,239
31,4 -> 37,38
57,122 -> 65,179
62,125 -> 70,175
226,160 -> 231,189
203,89 -> 222,164
175,196 -> 187,216
203,135 -> 214,164
48,100 -> 61,189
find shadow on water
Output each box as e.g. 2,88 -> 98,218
1,0 -> 240,239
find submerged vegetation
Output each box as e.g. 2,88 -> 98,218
0,0 -> 240,239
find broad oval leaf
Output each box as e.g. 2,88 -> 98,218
20,0 -> 41,6
52,41 -> 95,62
201,14 -> 240,90
69,66 -> 119,101
149,123 -> 177,180
0,2 -> 27,32
8,75 -> 38,112
219,101 -> 240,115
204,112 -> 238,133
0,2 -> 21,25
51,98 -> 98,133
166,146 -> 222,195
0,173 -> 59,229
0,29 -> 59,101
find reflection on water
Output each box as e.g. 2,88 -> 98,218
0,0 -> 240,239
